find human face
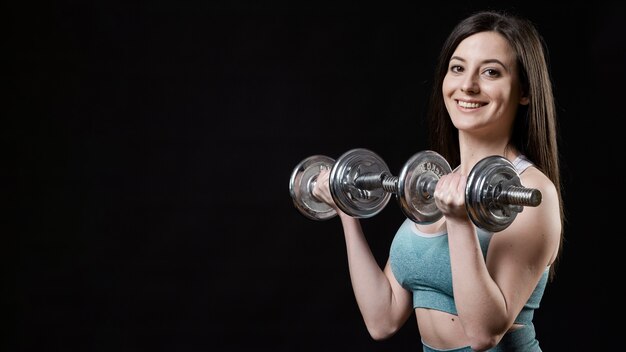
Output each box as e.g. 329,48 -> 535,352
442,31 -> 528,135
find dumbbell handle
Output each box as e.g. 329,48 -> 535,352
307,171 -> 399,214
344,172 -> 539,206
499,186 -> 541,207
353,172 -> 398,193
410,177 -> 541,207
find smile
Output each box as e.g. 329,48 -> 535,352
456,100 -> 487,109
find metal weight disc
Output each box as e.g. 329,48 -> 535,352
329,148 -> 391,218
397,150 -> 452,224
289,155 -> 336,220
465,156 -> 521,232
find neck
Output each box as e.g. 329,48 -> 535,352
457,132 -> 517,175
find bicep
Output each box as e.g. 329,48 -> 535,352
485,177 -> 561,320
383,259 -> 414,323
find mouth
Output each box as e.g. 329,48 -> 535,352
456,99 -> 487,109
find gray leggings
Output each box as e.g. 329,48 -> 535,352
422,323 -> 541,352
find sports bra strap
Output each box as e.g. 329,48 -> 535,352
513,155 -> 534,174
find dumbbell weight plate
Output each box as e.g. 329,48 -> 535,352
329,148 -> 392,218
397,150 -> 452,224
289,155 -> 337,220
465,156 -> 522,232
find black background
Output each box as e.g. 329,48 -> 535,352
8,1 -> 625,351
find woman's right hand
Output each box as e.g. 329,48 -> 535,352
311,167 -> 340,211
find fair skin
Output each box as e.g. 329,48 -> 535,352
313,31 -> 561,351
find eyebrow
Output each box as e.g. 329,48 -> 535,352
449,56 -> 510,73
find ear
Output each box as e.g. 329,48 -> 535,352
519,95 -> 530,106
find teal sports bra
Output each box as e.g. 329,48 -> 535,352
388,155 -> 548,325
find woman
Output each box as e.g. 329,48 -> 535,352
312,10 -> 564,351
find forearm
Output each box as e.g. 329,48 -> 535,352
338,213 -> 398,333
447,219 -> 509,342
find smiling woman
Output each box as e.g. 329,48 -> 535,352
310,10 -> 564,351
443,32 -> 529,135
10,0 -> 619,350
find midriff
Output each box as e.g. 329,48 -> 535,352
415,308 -> 523,349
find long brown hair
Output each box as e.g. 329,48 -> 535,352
426,10 -> 564,279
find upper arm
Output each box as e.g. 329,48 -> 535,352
485,168 -> 561,322
383,259 -> 414,327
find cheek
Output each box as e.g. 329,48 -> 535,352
442,78 -> 457,108
489,89 -> 519,118
442,76 -> 453,96
484,80 -> 519,104
499,89 -> 519,109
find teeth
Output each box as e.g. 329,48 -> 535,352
458,101 -> 482,108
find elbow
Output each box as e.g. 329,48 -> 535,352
365,320 -> 400,341
463,313 -> 512,351
468,335 -> 500,352
368,327 -> 396,341
465,325 -> 506,351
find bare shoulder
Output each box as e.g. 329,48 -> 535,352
518,166 -> 557,199
489,165 -> 562,267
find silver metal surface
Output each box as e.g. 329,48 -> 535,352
397,150 -> 452,224
329,148 -> 392,218
465,155 -> 541,232
289,155 -> 336,220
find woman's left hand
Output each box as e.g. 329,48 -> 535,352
434,172 -> 471,222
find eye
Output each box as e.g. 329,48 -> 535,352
483,68 -> 501,78
450,65 -> 463,73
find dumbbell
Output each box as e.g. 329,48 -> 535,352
288,149 -> 398,221
289,148 -> 541,232
289,148 -> 452,222
400,151 -> 542,232
288,154 -> 337,221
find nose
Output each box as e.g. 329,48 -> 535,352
461,73 -> 480,94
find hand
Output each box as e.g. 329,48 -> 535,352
434,172 -> 471,222
311,166 -> 339,211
